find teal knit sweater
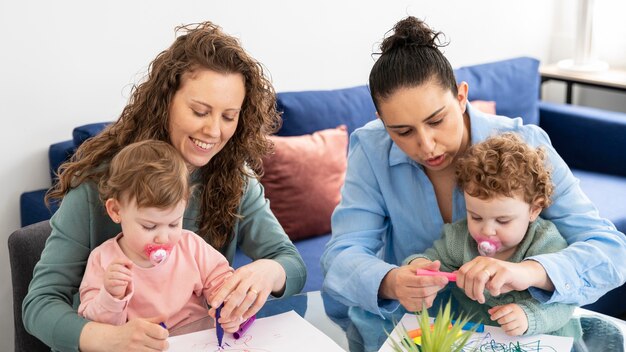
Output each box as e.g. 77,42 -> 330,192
405,217 -> 581,337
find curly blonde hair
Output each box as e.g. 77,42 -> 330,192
99,140 -> 190,209
47,21 -> 280,249
456,133 -> 553,208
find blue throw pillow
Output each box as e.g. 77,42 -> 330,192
47,122 -> 111,183
72,122 -> 112,146
48,140 -> 76,183
454,57 -> 540,125
276,85 -> 376,137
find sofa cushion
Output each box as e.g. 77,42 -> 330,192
261,126 -> 348,241
48,122 -> 111,184
233,233 -> 331,293
48,140 -> 76,184
276,85 -> 376,137
572,169 -> 626,234
72,122 -> 111,146
454,57 -> 540,125
291,233 -> 331,292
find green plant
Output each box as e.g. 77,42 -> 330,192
387,300 -> 479,352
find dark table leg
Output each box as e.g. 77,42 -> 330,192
566,82 -> 573,104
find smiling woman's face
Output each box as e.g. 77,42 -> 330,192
377,81 -> 470,174
168,68 -> 246,171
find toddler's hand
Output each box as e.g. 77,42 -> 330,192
489,303 -> 528,336
104,258 -> 133,299
457,257 -> 523,303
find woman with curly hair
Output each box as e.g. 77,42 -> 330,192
24,21 -> 305,351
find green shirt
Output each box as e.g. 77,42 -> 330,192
23,176 -> 306,351
405,217 -> 581,337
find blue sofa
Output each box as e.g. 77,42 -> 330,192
20,57 -> 626,316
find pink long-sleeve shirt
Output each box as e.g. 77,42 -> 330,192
78,230 -> 233,329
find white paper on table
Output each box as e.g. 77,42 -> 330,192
167,310 -> 345,352
378,313 -> 573,352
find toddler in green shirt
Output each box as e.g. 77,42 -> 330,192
404,132 -> 581,337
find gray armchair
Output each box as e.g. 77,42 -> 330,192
8,220 -> 51,352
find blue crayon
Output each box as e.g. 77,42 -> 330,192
452,319 -> 484,332
215,305 -> 224,347
159,322 -> 167,329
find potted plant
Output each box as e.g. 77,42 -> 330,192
387,300 -> 479,352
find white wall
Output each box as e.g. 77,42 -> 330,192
1,0 -> 557,349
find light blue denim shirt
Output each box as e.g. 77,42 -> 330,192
321,103 -> 626,319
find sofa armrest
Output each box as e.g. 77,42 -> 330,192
539,101 -> 626,177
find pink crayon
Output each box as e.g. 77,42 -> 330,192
415,269 -> 457,282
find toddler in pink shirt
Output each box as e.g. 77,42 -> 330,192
78,140 -> 234,331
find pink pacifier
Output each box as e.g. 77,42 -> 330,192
476,238 -> 500,257
144,244 -> 172,266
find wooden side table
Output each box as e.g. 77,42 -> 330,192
540,64 -> 626,104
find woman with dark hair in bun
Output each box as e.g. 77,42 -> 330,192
321,16 -> 625,346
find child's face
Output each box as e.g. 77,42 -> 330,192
107,197 -> 186,267
465,191 -> 541,260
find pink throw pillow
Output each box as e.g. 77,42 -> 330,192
261,126 -> 348,241
470,100 -> 497,115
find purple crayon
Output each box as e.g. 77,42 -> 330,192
233,315 -> 256,339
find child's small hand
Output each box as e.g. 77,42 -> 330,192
457,257 -> 550,304
208,307 -> 245,334
104,258 -> 133,299
488,303 -> 528,336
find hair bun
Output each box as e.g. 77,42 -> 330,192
380,16 -> 446,53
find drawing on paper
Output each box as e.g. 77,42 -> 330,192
379,314 -> 573,352
188,332 -> 273,352
461,332 -> 559,352
167,311 -> 345,352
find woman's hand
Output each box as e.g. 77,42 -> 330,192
207,307 -> 245,334
379,259 -> 448,312
489,303 -> 528,336
104,258 -> 133,299
456,257 -> 553,303
79,317 -> 169,351
209,259 -> 286,322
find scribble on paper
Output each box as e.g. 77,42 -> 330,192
189,344 -> 271,352
379,314 -> 573,352
187,332 -> 272,352
168,311 -> 345,352
461,332 -> 559,352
